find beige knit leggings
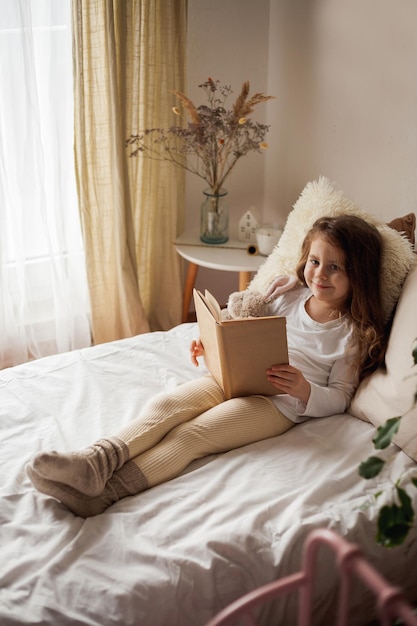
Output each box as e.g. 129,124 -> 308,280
115,375 -> 294,489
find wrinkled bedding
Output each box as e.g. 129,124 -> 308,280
0,323 -> 416,625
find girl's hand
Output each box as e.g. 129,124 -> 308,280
266,363 -> 311,404
190,339 -> 204,367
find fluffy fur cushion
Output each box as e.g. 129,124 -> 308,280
248,176 -> 416,324
349,265 -> 417,462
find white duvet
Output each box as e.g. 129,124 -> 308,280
0,323 -> 416,625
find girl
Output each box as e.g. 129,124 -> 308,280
27,215 -> 386,517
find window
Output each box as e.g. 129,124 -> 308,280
0,0 -> 91,367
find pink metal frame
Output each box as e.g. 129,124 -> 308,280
206,528 -> 417,626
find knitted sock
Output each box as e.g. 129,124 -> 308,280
28,437 -> 129,497
27,460 -> 148,518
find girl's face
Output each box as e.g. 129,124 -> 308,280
304,235 -> 351,309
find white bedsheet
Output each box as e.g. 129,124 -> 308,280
0,323 -> 416,625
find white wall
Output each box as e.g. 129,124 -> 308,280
184,0 -> 417,310
264,0 -> 317,221
264,0 -> 417,221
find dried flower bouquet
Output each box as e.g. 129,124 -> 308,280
126,78 -> 275,197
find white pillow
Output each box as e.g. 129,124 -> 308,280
250,176 -> 416,324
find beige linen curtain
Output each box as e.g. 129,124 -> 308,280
72,0 -> 187,343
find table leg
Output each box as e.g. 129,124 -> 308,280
239,271 -> 251,291
182,262 -> 199,323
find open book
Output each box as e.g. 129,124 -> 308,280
193,289 -> 289,399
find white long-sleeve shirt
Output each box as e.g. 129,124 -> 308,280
265,287 -> 358,423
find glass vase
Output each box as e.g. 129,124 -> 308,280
200,188 -> 229,244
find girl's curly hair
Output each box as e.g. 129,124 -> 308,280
295,215 -> 387,380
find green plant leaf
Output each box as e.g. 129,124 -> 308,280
376,487 -> 414,547
397,486 -> 414,523
377,505 -> 410,547
412,478 -> 417,488
359,456 -> 385,479
372,417 -> 401,449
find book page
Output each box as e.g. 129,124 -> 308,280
193,289 -> 225,390
203,290 -> 222,322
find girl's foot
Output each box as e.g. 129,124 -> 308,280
27,460 -> 148,518
28,438 -> 129,496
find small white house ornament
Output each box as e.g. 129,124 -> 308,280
238,208 -> 258,242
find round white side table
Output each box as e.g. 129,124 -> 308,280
175,233 -> 265,323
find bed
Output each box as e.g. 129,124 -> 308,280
0,320 -> 416,626
1,178 -> 417,625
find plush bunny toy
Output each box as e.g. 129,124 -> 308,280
226,275 -> 299,319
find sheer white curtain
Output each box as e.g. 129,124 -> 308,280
0,0 -> 91,368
